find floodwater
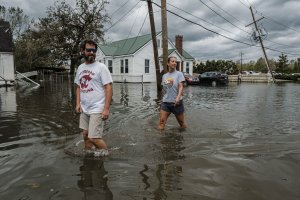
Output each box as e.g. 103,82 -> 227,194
0,74 -> 300,200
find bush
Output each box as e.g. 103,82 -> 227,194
274,74 -> 300,81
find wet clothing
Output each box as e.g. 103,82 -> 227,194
161,71 -> 185,103
74,61 -> 112,114
161,100 -> 185,116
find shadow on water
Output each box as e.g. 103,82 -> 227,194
1,74 -> 300,200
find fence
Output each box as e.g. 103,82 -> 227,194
111,74 -> 144,83
228,74 -> 273,83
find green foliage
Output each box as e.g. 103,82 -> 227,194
36,0 -> 109,74
193,60 -> 238,74
274,74 -> 300,81
0,5 -> 30,39
2,0 -> 109,73
276,53 -> 289,73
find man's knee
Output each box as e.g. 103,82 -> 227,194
82,131 -> 89,140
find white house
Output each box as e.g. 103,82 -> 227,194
97,33 -> 195,83
0,20 -> 15,86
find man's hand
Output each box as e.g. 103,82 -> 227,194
75,104 -> 82,113
101,109 -> 109,120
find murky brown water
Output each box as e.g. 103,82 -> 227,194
1,74 -> 300,200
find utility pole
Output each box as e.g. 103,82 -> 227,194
248,6 -> 275,83
240,51 -> 243,72
146,0 -> 162,91
161,0 -> 168,73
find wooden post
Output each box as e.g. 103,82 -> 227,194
161,0 -> 168,73
146,0 -> 162,91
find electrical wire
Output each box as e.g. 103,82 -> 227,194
198,0 -> 251,34
166,2 -> 251,41
110,0 -> 132,18
206,0 -> 246,27
104,1 -> 140,32
127,11 -> 149,53
118,4 -> 145,53
151,1 -> 300,57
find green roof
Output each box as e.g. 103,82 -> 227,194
159,49 -> 194,60
182,49 -> 194,60
99,33 -> 194,60
99,33 -> 153,56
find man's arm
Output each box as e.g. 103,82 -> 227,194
101,83 -> 113,120
75,86 -> 82,113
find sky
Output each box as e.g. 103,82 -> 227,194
1,0 -> 300,63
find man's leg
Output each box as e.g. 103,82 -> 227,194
88,114 -> 107,150
90,138 -> 108,150
82,130 -> 93,150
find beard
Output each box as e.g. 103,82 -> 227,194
86,55 -> 95,62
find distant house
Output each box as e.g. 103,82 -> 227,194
97,33 -> 194,83
0,20 -> 14,85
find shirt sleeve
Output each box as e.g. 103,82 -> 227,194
178,72 -> 185,83
74,66 -> 80,85
100,63 -> 113,85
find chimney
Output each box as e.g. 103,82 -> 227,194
175,35 -> 183,55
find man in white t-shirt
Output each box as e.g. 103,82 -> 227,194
74,39 -> 113,153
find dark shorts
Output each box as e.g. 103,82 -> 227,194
161,100 -> 184,116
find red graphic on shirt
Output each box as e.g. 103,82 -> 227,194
80,74 -> 92,89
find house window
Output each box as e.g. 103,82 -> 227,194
125,59 -> 128,73
108,60 -> 113,73
157,39 -> 160,48
145,59 -> 150,73
120,60 -> 124,73
186,62 -> 190,73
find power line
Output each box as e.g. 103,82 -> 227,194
206,0 -> 246,27
127,11 -> 148,53
255,10 -> 300,34
166,2 -> 251,41
198,0 -> 251,34
104,1 -> 141,32
118,4 -> 144,53
152,1 -> 252,46
151,1 -> 300,57
237,0 -> 250,8
110,0 -> 132,17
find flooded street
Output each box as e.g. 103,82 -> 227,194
1,75 -> 300,200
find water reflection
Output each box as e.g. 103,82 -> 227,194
120,84 -> 129,106
151,131 -> 185,199
1,77 -> 300,200
78,156 -> 113,200
0,87 -> 20,146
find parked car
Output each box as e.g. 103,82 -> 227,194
198,71 -> 228,86
182,72 -> 199,85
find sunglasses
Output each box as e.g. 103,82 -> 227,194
85,48 -> 97,53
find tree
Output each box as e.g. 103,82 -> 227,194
276,53 -> 289,73
294,58 -> 300,73
36,0 -> 109,74
14,28 -> 55,72
0,5 -> 30,40
193,59 -> 237,74
254,57 -> 267,72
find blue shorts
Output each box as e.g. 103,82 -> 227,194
161,100 -> 184,116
